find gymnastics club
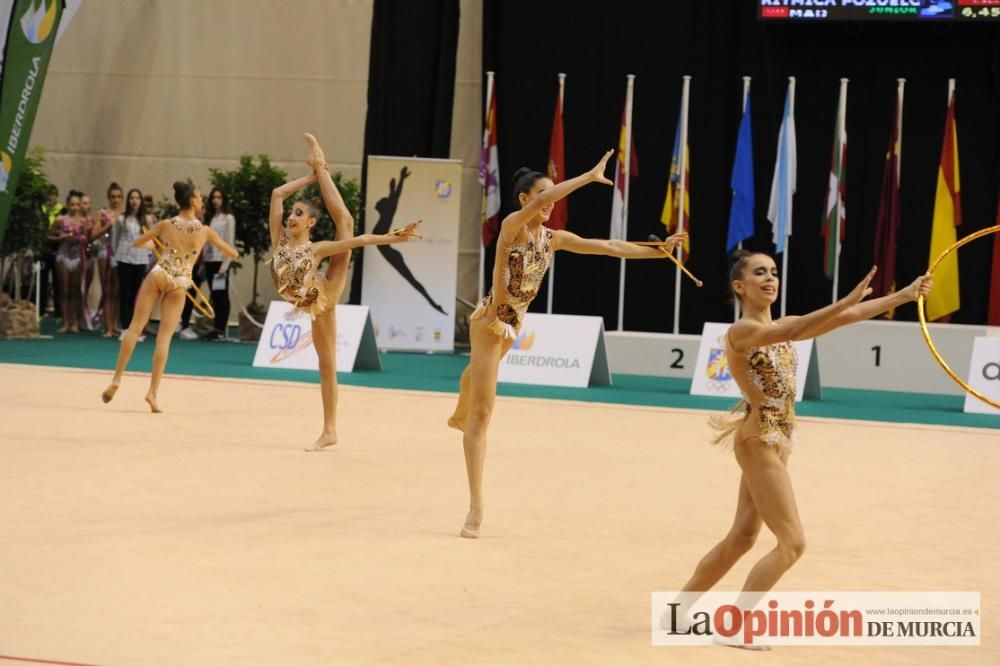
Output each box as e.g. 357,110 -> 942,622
640,234 -> 703,287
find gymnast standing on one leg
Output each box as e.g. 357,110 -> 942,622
669,251 -> 932,647
101,181 -> 238,412
448,150 -> 687,538
268,134 -> 422,450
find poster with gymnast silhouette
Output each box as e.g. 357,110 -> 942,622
361,156 -> 462,352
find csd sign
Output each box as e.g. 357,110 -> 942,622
252,300 -> 382,372
269,323 -> 303,350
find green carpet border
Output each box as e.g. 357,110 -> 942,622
1,329 -> 997,431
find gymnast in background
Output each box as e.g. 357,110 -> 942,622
102,181 -> 238,412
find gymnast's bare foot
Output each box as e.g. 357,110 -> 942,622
307,431 -> 338,451
304,133 -> 326,170
144,392 -> 162,413
447,414 -> 466,432
460,505 -> 482,539
101,380 -> 120,403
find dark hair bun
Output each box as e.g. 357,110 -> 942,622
173,180 -> 195,208
512,167 -> 534,185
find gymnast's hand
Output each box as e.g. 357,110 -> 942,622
902,273 -> 934,301
588,149 -> 615,186
385,220 -> 423,242
662,232 -> 688,252
844,265 -> 877,307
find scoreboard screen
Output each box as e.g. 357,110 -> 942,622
759,0 -> 1000,21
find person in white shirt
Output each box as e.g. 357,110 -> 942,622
113,189 -> 154,334
179,187 -> 236,340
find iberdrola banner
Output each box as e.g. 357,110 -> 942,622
0,0 -> 64,245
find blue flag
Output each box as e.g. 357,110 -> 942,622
726,93 -> 754,252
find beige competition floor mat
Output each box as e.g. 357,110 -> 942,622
1,364 -> 997,665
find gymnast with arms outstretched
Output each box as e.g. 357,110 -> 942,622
448,149 -> 688,538
268,134 -> 422,450
669,251 -> 933,649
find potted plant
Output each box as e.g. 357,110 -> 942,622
208,155 -> 288,341
0,147 -> 54,338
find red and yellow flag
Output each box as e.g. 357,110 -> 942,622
925,89 -> 961,321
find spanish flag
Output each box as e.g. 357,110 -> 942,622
925,88 -> 961,322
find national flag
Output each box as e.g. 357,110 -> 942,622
479,80 -> 500,246
925,90 -> 962,321
821,84 -> 847,280
726,93 -> 754,253
871,91 -> 903,306
767,84 -> 797,255
547,81 -> 567,230
609,105 -> 638,240
661,108 -> 691,259
988,199 -> 1000,326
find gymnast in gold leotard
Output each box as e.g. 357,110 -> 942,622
102,182 -> 238,412
668,250 -> 934,647
268,134 -> 421,450
448,150 -> 687,539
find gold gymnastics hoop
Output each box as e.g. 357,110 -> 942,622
150,236 -> 216,320
917,224 -> 1000,410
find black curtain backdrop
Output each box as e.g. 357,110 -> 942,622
483,0 -> 1000,332
350,0 -> 460,304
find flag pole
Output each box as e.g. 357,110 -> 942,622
896,78 -> 905,186
479,71 -> 495,302
672,75 -> 691,334
831,77 -> 848,304
780,76 -> 795,319
547,72 -> 566,315
616,74 -> 635,331
735,75 -> 750,322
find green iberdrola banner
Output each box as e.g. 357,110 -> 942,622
0,0 -> 63,245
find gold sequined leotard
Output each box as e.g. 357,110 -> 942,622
726,332 -> 798,453
269,235 -> 331,318
472,227 -> 553,340
149,216 -> 202,291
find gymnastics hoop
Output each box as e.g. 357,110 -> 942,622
917,224 -> 1000,410
149,235 -> 216,320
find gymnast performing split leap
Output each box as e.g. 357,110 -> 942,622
269,134 -> 421,450
448,149 -> 688,538
102,181 -> 238,412
667,251 -> 933,648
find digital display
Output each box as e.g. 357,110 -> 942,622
759,0 -> 1000,21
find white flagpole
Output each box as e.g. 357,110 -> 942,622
547,72 -> 566,315
616,74 -> 635,331
672,75 -> 691,335
780,76 -> 795,319
735,75 -> 750,323
831,77 -> 848,304
479,71 -> 495,302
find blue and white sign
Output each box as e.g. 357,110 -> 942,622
252,301 -> 381,372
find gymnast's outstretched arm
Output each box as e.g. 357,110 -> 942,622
552,229 -> 688,258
